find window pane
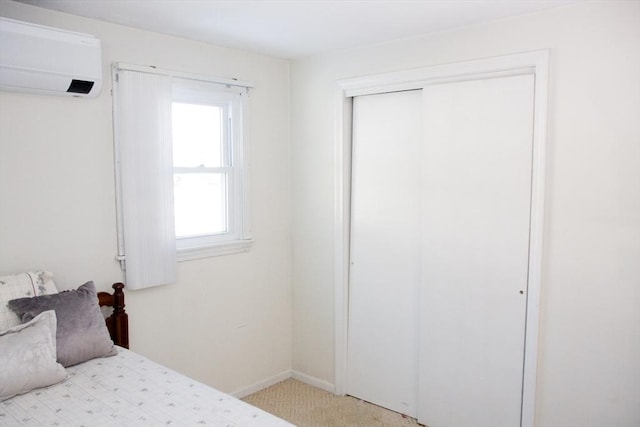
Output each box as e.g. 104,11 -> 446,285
172,103 -> 223,167
174,173 -> 227,237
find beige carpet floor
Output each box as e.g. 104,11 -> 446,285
242,379 -> 421,427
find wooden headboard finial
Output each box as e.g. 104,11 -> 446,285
112,282 -> 125,313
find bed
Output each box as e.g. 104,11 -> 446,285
0,273 -> 294,426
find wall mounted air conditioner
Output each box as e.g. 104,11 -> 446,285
0,17 -> 102,97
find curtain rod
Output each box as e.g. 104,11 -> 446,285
113,62 -> 254,90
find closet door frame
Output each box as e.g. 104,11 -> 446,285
333,50 -> 549,427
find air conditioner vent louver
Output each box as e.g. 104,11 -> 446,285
67,79 -> 94,94
0,17 -> 102,98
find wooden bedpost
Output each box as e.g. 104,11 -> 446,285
110,282 -> 129,349
98,282 -> 129,349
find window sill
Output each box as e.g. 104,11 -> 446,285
177,239 -> 254,262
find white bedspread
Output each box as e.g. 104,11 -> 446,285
0,347 -> 294,426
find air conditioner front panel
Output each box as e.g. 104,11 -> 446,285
0,66 -> 101,96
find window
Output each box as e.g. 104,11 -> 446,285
172,79 -> 251,260
113,64 -> 253,289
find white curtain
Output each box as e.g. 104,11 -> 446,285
113,69 -> 176,289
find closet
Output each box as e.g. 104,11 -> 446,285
346,71 -> 538,426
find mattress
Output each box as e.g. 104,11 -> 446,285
1,346 -> 294,426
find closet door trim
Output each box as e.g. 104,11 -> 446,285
333,50 -> 549,427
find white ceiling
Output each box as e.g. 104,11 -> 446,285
16,0 -> 575,59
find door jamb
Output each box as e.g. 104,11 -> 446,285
333,50 -> 549,427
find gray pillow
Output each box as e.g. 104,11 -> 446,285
0,310 -> 67,401
8,281 -> 117,367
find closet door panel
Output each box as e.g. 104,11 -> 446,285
347,90 -> 422,417
418,74 -> 535,427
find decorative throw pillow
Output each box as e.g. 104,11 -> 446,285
0,310 -> 67,401
0,271 -> 58,331
8,281 -> 117,367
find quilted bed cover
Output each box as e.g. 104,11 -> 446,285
1,347 -> 294,426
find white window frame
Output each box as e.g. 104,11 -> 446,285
172,78 -> 253,261
113,63 -> 253,268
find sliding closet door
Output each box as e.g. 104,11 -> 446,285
347,90 -> 422,417
418,74 -> 535,426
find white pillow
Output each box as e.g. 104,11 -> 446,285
0,310 -> 67,401
0,271 -> 58,331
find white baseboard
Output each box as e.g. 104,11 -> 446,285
291,370 -> 335,394
230,369 -> 336,398
231,369 -> 292,398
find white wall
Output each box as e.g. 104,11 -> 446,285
0,0 -> 291,395
290,1 -> 640,426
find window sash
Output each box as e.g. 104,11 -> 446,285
173,170 -> 229,238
